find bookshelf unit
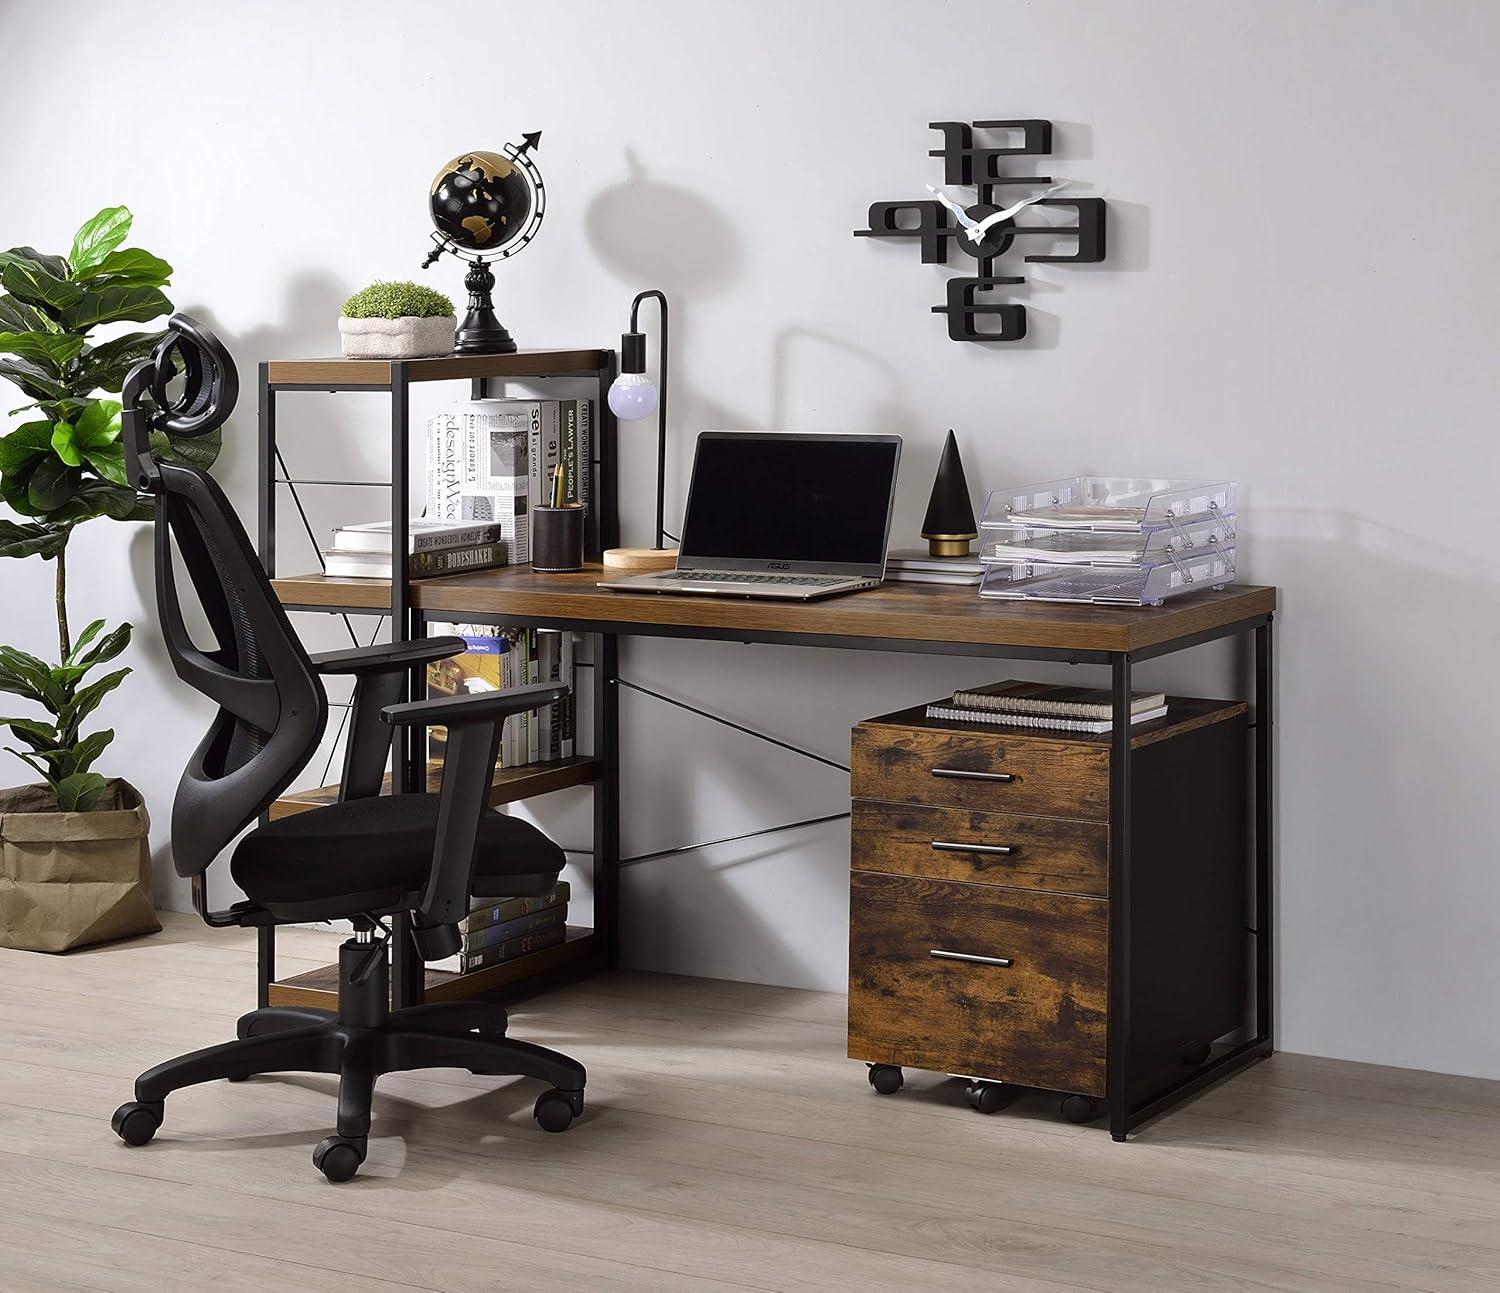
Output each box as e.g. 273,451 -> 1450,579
258,349 -> 619,1011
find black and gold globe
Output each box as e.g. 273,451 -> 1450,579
429,151 -> 534,256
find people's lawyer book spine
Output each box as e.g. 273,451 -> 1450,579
460,924 -> 567,973
462,905 -> 567,954
461,882 -> 570,934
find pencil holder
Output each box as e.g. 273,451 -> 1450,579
531,505 -> 585,572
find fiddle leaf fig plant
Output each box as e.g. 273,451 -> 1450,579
0,205 -> 217,809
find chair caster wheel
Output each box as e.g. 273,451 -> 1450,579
964,1081 -> 1016,1114
535,1088 -> 583,1132
867,1064 -> 903,1095
111,1101 -> 163,1146
1060,1095 -> 1100,1125
1180,1039 -> 1212,1066
313,1134 -> 367,1182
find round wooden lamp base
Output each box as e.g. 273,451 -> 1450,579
602,546 -> 679,572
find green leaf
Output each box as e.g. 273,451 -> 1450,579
70,621 -> 130,669
1,258 -> 82,313
84,442 -> 128,485
60,666 -> 129,729
0,356 -> 67,401
61,728 -> 113,777
0,518 -> 68,559
46,477 -> 148,524
77,330 -> 166,394
0,644 -> 54,703
0,330 -> 84,374
151,425 -> 222,471
84,248 -> 172,287
76,398 -> 122,445
5,747 -> 55,783
50,421 -> 83,466
54,771 -> 107,811
68,207 -> 133,277
0,468 -> 46,517
0,420 -> 54,473
27,456 -> 78,511
0,717 -> 59,752
0,294 -> 58,334
60,285 -> 170,332
6,247 -> 71,280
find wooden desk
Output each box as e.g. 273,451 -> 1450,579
272,563 -> 1275,1140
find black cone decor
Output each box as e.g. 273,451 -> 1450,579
920,429 -> 978,557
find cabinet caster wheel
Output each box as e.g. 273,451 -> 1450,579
867,1064 -> 903,1095
1180,1040 -> 1212,1066
111,1101 -> 163,1146
964,1081 -> 1016,1114
534,1088 -> 583,1132
313,1135 -> 366,1182
1060,1095 -> 1100,1125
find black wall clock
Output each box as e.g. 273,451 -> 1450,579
855,120 -> 1106,342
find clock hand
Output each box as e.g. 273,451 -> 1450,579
965,181 -> 1072,243
925,185 -> 979,230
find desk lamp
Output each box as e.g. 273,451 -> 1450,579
602,289 -> 678,571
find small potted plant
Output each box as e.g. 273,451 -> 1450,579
338,281 -> 456,358
0,205 -> 214,951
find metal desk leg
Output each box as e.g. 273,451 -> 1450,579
594,632 -> 621,968
1255,617 -> 1275,1053
256,926 -> 274,1009
256,368 -> 277,1009
1107,652 -> 1134,1141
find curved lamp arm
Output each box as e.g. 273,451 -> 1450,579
624,290 -> 669,551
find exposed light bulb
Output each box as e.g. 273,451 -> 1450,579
608,371 -> 658,421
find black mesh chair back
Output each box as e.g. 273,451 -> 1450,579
122,315 -> 326,878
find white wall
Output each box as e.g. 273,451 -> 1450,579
3,0 -> 1499,1079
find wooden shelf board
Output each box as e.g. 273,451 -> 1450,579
266,927 -> 596,1009
271,573 -> 391,611
269,756 -> 598,821
265,349 -> 611,388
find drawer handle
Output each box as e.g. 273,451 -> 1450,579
930,767 -> 1015,783
930,949 -> 1013,968
931,840 -> 1017,857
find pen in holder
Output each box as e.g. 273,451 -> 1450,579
532,504 -> 585,572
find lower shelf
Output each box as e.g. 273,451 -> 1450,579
268,927 -> 597,1008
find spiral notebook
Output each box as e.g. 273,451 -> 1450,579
924,702 -> 1169,734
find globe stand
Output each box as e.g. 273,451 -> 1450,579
454,259 -> 516,355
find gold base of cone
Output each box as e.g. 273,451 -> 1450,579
602,546 -> 679,572
922,535 -> 976,558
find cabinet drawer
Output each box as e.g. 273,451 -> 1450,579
850,724 -> 1108,821
851,799 -> 1108,897
848,871 -> 1107,1095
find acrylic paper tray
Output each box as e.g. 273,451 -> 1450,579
981,477 -> 1237,535
978,545 -> 1238,607
981,513 -> 1235,567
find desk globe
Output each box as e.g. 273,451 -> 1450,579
421,133 -> 545,354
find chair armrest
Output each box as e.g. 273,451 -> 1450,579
310,637 -> 465,676
380,681 -> 568,728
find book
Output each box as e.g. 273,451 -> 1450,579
925,701 -> 1170,734
885,547 -> 984,575
884,569 -> 983,586
462,904 -> 567,954
426,402 -> 531,561
329,518 -> 504,555
950,680 -> 1167,719
527,402 -> 562,538
457,924 -> 566,973
462,881 -> 571,934
560,398 -> 593,514
322,541 -> 507,580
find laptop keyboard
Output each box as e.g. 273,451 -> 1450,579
660,570 -> 849,587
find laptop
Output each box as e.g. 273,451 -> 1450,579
600,431 -> 902,600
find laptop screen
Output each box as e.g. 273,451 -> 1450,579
678,433 -> 901,574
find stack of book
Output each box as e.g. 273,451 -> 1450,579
884,547 -> 984,586
322,519 -> 508,580
429,881 -> 570,974
426,624 -> 574,769
926,680 -> 1169,734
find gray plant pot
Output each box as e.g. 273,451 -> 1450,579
338,314 -> 456,359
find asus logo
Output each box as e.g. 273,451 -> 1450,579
766,561 -> 791,570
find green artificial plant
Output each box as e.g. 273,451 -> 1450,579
341,280 -> 454,320
0,206 -> 218,810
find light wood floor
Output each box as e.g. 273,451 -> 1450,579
2,915 -> 1498,1292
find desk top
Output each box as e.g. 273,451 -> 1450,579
398,565 -> 1275,655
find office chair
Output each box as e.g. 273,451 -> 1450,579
109,315 -> 585,1181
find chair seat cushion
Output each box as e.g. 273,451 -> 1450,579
231,794 -> 565,918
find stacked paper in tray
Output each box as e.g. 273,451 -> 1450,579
976,477 -> 1238,607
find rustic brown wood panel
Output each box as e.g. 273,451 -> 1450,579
850,723 -> 1110,820
269,756 -> 599,820
265,349 -> 609,387
266,928 -> 596,1009
270,573 -> 391,610
408,563 -> 1275,654
848,872 -> 1107,1095
851,800 -> 1108,896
